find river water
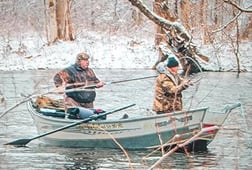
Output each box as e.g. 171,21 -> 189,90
0,69 -> 251,170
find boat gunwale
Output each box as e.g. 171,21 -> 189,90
27,100 -> 209,124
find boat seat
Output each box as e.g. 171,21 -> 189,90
39,108 -> 65,118
67,107 -> 107,120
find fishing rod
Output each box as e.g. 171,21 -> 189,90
64,75 -> 157,92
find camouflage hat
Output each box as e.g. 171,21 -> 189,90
76,52 -> 90,63
77,52 -> 90,60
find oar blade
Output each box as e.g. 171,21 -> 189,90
4,138 -> 31,147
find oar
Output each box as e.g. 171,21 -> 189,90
65,75 -> 157,92
5,103 -> 136,147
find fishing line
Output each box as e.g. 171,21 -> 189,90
195,79 -> 221,107
178,56 -> 224,108
179,56 -> 203,74
178,56 -> 204,108
239,103 -> 252,147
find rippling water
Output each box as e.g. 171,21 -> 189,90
0,69 -> 252,169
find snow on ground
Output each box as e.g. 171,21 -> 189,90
0,32 -> 251,72
0,32 -> 158,71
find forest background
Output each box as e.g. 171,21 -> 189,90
0,0 -> 251,72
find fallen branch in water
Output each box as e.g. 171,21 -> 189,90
149,126 -> 219,169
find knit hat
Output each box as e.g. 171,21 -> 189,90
167,57 -> 179,68
76,52 -> 90,64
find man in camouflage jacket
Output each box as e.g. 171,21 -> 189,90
153,56 -> 189,114
54,52 -> 104,108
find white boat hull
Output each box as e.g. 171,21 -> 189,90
28,101 -> 221,150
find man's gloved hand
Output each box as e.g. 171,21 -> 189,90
181,79 -> 191,89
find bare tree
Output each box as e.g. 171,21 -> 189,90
128,0 -> 209,74
127,0 -> 252,73
210,0 -> 252,73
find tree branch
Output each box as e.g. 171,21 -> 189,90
212,11 -> 242,33
128,0 -> 191,41
224,0 -> 252,13
213,0 -> 252,33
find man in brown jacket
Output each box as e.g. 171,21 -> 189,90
153,56 -> 190,114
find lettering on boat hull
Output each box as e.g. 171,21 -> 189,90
75,123 -> 124,135
77,123 -> 123,130
155,115 -> 193,127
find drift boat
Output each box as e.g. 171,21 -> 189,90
13,99 -> 240,151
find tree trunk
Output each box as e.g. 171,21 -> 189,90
153,0 -> 178,46
180,0 -> 190,31
45,0 -> 74,44
56,0 -> 74,41
44,0 -> 57,44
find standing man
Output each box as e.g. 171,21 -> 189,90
153,56 -> 190,114
54,52 -> 104,108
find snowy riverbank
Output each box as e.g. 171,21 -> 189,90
0,32 -> 251,72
